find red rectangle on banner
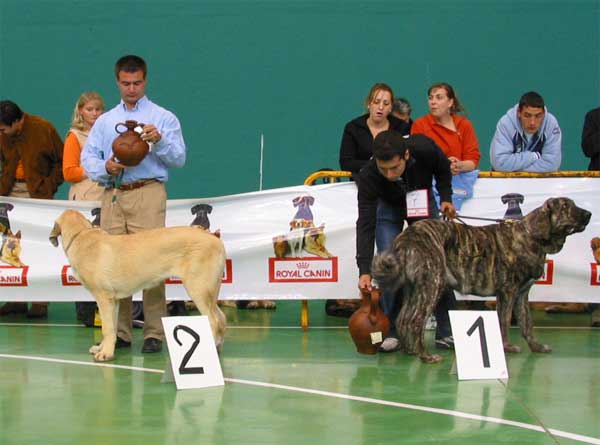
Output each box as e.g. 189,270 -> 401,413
535,259 -> 554,285
268,257 -> 338,283
0,265 -> 29,286
166,259 -> 233,285
591,263 -> 600,286
61,265 -> 82,286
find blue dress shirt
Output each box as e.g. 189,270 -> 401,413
82,96 -> 186,186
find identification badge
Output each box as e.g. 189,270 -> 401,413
406,189 -> 429,218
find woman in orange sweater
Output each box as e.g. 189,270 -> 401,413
63,92 -> 104,326
411,83 -> 480,210
63,92 -> 104,200
411,83 -> 480,175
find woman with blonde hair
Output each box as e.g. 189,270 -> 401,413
63,92 -> 105,200
63,92 -> 104,326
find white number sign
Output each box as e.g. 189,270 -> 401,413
449,311 -> 508,381
161,316 -> 224,390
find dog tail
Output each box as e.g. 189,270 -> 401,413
371,250 -> 404,292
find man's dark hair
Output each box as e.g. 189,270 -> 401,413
115,55 -> 147,79
0,100 -> 24,126
372,130 -> 408,161
518,91 -> 545,110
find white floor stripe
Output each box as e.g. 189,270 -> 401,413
1,322 -> 596,330
0,353 -> 598,444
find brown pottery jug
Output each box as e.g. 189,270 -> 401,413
348,287 -> 390,354
112,120 -> 149,166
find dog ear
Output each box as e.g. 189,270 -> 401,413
528,199 -> 570,254
49,222 -> 61,247
191,204 -> 200,214
525,201 -> 553,241
371,251 -> 402,291
14,230 -> 21,239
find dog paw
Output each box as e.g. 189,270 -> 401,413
420,354 -> 443,364
504,343 -> 521,353
94,350 -> 115,362
89,344 -> 101,354
531,343 -> 552,353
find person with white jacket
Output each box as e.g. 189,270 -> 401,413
490,91 -> 562,172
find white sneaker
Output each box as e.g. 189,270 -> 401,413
425,316 -> 437,331
379,337 -> 400,352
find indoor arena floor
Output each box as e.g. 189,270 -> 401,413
0,301 -> 598,445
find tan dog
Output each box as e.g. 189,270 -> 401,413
49,209 -> 227,362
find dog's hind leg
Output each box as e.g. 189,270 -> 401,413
514,289 -> 552,353
89,295 -> 119,362
184,279 -> 227,353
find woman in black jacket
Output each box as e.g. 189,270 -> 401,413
339,83 -> 410,177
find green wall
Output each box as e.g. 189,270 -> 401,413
1,0 -> 599,199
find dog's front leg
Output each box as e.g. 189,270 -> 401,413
514,291 -> 552,353
90,295 -> 119,362
496,291 -> 521,353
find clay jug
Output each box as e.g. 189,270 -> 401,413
348,288 -> 390,354
112,120 -> 149,166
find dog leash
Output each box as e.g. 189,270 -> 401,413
453,215 -> 507,224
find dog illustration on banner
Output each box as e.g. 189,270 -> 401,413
0,203 -> 25,268
272,195 -> 333,259
270,195 -> 337,284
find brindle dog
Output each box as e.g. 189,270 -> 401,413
371,197 -> 591,363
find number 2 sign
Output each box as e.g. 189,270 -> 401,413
449,311 -> 509,381
161,316 -> 225,390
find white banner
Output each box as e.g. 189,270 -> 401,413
1,178 -> 599,302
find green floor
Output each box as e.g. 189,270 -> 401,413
0,301 -> 599,445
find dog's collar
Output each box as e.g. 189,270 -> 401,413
63,229 -> 87,254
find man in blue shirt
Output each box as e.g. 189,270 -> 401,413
82,54 -> 186,353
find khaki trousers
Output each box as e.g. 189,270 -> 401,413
100,180 -> 167,342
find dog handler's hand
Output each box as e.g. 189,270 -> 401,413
105,157 -> 126,176
141,124 -> 161,144
440,202 -> 457,220
358,274 -> 373,292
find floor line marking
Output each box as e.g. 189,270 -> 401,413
1,322 -> 596,330
1,353 -> 598,445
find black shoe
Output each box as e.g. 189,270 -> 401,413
168,301 -> 188,316
75,302 -> 96,327
0,302 -> 27,316
115,337 -> 131,348
141,338 -> 162,353
27,303 -> 48,319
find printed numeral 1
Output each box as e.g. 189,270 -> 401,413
466,316 -> 491,368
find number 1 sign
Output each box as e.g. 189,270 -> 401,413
161,316 -> 225,390
448,311 -> 508,381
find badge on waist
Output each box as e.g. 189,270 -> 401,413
406,189 -> 429,218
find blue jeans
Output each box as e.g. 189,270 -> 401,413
375,198 -> 454,339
